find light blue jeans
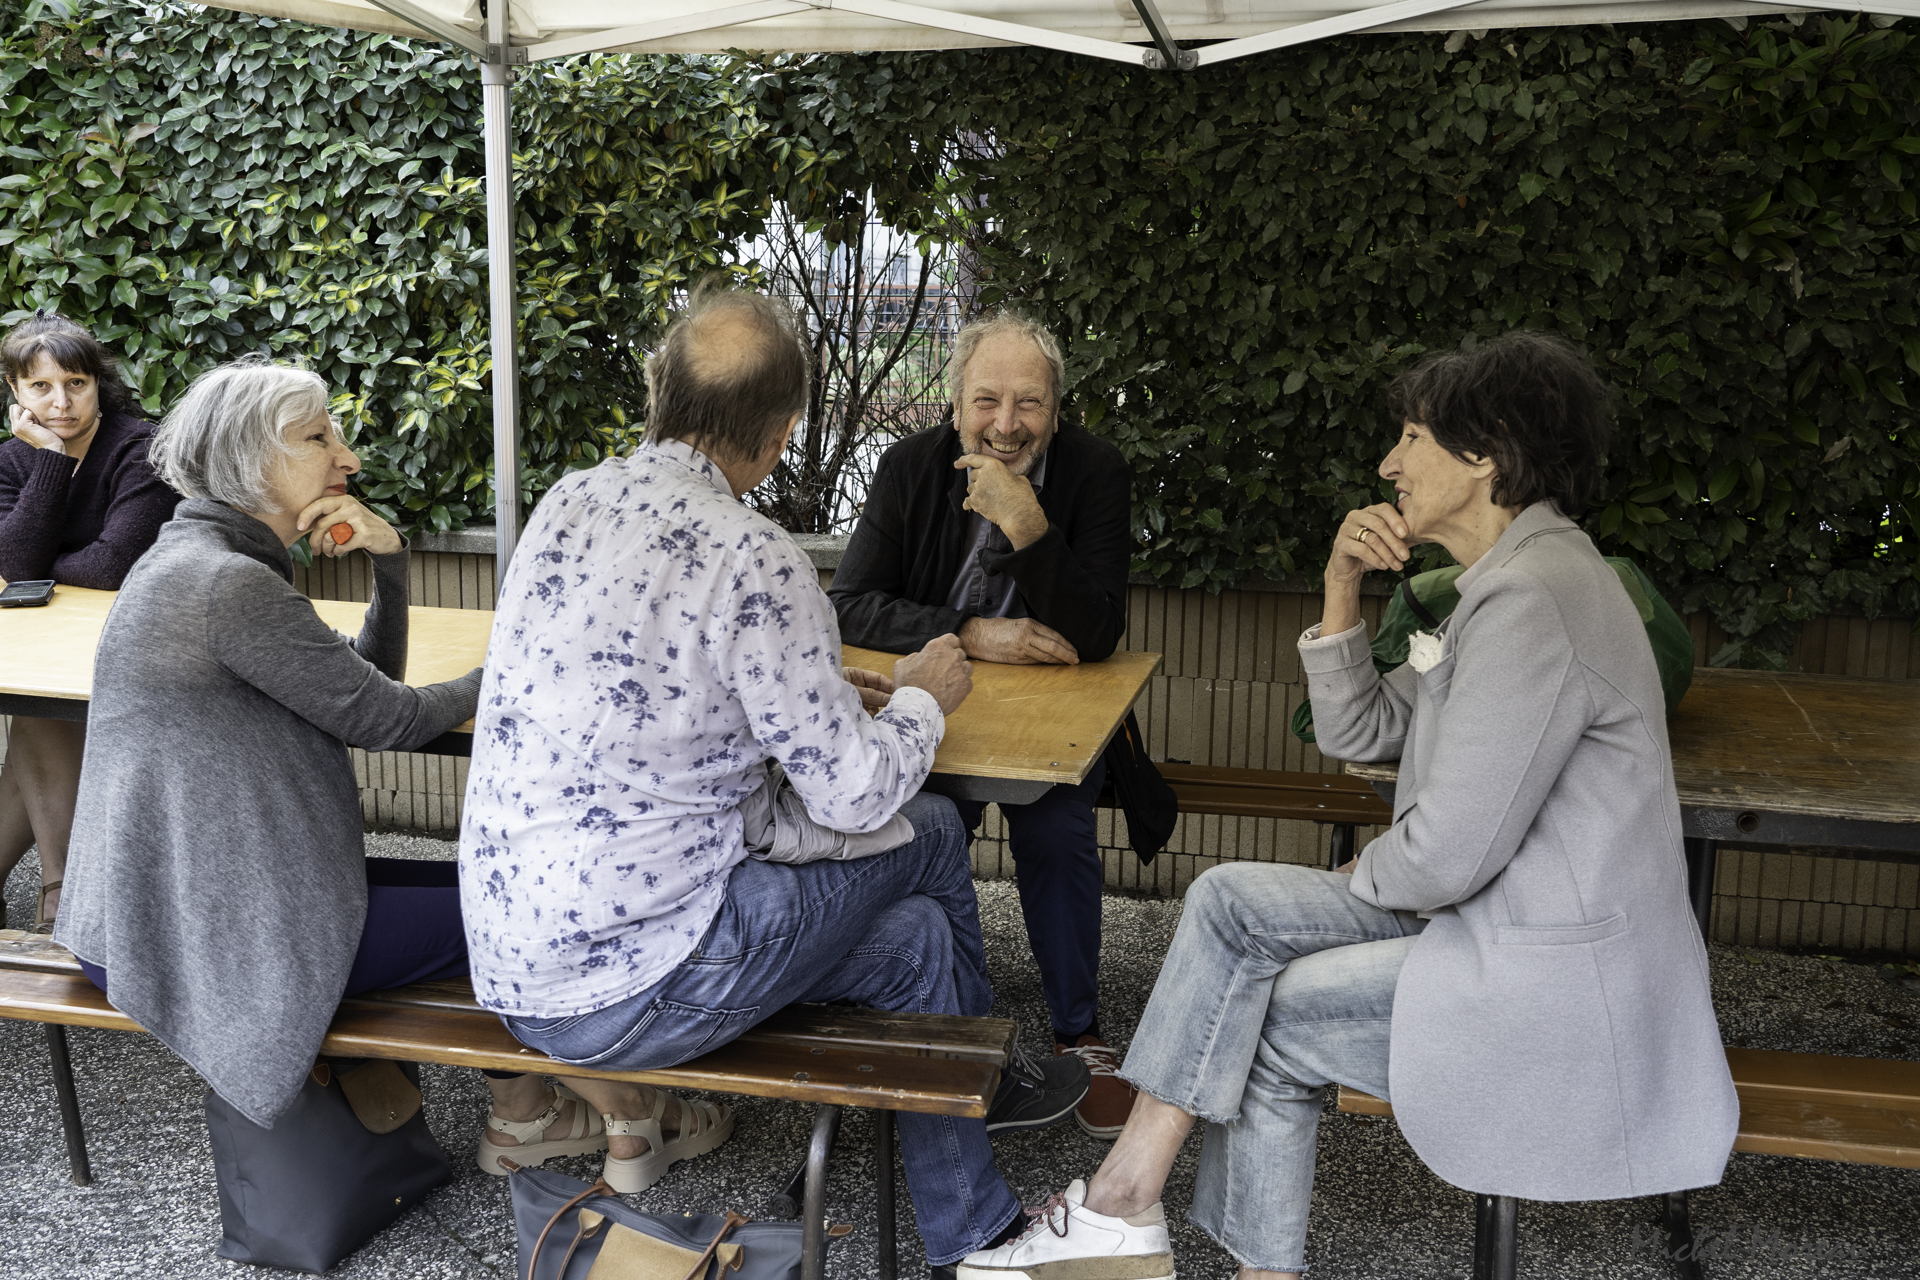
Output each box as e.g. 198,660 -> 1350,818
498,792 -> 1021,1267
1120,862 -> 1425,1273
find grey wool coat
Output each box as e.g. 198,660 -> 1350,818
56,500 -> 481,1126
1303,502 -> 1737,1201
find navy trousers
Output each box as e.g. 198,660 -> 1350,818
80,856 -> 472,1001
953,758 -> 1107,1041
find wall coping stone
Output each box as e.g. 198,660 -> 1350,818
412,527 -> 1390,594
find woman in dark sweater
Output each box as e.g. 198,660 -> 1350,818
0,313 -> 178,929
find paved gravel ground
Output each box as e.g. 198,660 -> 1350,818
5,836 -> 1920,1279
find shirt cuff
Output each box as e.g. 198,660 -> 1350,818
1298,620 -> 1365,648
881,685 -> 946,747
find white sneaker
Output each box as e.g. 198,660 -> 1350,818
956,1179 -> 1175,1280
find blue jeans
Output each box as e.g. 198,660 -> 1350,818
500,792 -> 1021,1267
1120,862 -> 1425,1273
953,757 -> 1106,1041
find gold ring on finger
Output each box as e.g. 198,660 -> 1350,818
1354,527 -> 1373,544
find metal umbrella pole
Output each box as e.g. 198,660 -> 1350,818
481,2 -> 523,576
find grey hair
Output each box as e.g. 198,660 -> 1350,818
149,361 -> 330,513
950,310 -> 1066,417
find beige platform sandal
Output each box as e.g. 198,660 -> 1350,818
601,1090 -> 734,1194
30,880 -> 60,935
476,1084 -> 610,1175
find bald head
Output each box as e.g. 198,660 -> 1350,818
646,283 -> 810,465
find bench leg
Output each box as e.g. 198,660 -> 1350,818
44,1023 -> 92,1186
876,1109 -> 896,1280
1659,1191 -> 1704,1280
1327,823 -> 1355,872
801,1104 -> 841,1280
1472,1195 -> 1516,1280
1683,838 -> 1717,940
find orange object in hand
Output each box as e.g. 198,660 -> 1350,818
328,523 -> 354,545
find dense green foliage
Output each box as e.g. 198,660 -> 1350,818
0,5 -> 1914,661
0,0 -> 799,533
767,15 -> 1920,662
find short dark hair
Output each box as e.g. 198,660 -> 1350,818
2,310 -> 133,416
1387,330 -> 1613,515
645,282 -> 809,463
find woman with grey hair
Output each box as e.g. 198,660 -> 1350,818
52,357 -> 484,1130
49,361 -> 639,1180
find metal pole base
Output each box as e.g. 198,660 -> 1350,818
45,1023 -> 91,1186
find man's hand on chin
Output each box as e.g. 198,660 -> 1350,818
954,454 -> 1049,549
957,616 -> 1080,665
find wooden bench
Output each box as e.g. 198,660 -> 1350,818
1098,763 -> 1394,868
1337,1048 -> 1920,1277
0,931 -> 1010,1280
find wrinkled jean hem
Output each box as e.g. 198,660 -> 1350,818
1117,1073 -> 1241,1129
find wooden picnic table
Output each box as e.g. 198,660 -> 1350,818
0,583 -> 1161,805
1343,665 -> 1920,931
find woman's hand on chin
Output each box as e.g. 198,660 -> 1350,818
294,492 -> 403,558
1327,502 -> 1413,584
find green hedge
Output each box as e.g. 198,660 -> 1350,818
771,14 -> 1920,663
0,0 -> 809,534
3,6 -> 1914,663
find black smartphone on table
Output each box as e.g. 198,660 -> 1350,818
0,580 -> 55,607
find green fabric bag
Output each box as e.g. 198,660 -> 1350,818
1289,558 -> 1694,745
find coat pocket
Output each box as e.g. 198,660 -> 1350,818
1493,913 -> 1628,946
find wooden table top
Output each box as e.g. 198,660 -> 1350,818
1346,666 -> 1920,828
844,645 -> 1162,787
0,584 -> 1161,787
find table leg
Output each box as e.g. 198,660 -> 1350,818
876,1109 -> 896,1280
1683,837 -> 1718,941
44,1024 -> 92,1186
1327,823 -> 1355,872
1472,1194 -> 1517,1280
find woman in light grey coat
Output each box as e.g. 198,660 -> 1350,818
958,332 -> 1737,1280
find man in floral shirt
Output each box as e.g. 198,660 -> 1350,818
459,285 -> 1085,1275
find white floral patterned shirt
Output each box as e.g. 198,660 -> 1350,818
458,439 -> 945,1016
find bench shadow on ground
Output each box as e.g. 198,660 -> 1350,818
3,836 -> 1919,1279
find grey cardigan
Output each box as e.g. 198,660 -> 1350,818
1303,502 -> 1737,1201
55,500 -> 481,1126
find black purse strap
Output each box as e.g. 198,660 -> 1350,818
1397,566 -> 1443,631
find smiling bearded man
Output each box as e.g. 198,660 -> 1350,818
830,310 -> 1137,1146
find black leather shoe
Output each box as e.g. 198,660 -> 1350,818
984,1041 -> 1091,1134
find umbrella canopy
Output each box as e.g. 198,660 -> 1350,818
179,0 -> 1911,570
203,1 -> 1842,67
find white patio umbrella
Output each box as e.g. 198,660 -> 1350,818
182,0 -> 1915,573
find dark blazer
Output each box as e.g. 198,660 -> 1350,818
830,421 -> 1133,661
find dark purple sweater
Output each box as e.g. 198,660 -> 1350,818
0,410 -> 180,589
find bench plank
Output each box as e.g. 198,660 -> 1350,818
1,966 -> 1000,1118
1336,1046 -> 1920,1170
353,982 -> 1016,1064
1098,765 -> 1393,826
